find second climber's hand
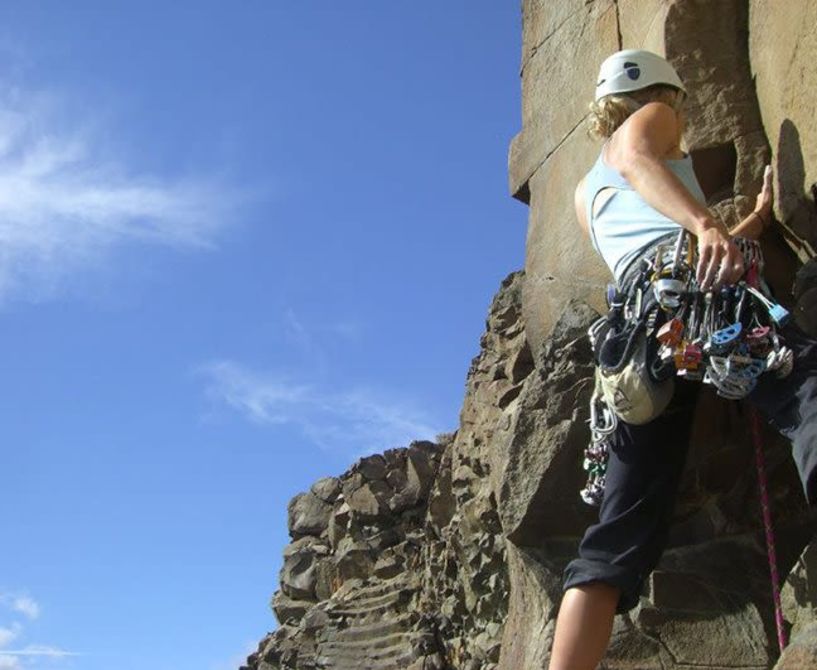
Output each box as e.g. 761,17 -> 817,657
696,224 -> 744,291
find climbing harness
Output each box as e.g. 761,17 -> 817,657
580,229 -> 794,507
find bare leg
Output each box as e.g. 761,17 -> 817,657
547,583 -> 620,670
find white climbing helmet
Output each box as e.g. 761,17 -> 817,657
594,49 -> 686,102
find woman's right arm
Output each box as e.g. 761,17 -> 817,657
605,102 -> 743,290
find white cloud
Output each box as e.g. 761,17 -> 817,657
0,646 -> 77,658
0,593 -> 77,665
0,595 -> 38,622
202,361 -> 312,426
0,80 -> 245,302
0,655 -> 20,669
9,598 -> 38,622
0,624 -> 22,648
0,644 -> 79,668
200,360 -> 442,455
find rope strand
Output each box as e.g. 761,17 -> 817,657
750,408 -> 788,654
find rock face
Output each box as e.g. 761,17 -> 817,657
242,2 -> 817,668
750,0 -> 817,265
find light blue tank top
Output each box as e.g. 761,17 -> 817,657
584,149 -> 706,282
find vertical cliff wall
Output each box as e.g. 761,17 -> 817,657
749,0 -> 817,335
504,2 -> 817,667
242,2 -> 817,668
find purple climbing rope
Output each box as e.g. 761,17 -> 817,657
750,408 -> 788,654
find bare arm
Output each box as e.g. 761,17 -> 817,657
730,165 -> 774,240
605,102 -> 743,289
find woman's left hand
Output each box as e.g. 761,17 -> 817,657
754,164 -> 773,227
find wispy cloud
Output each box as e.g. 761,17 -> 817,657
200,359 -> 441,455
0,79 -> 246,302
0,596 -> 38,622
0,646 -> 77,658
8,599 -> 38,622
0,624 -> 21,648
0,646 -> 80,669
0,593 -> 78,667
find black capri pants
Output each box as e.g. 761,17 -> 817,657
563,323 -> 817,613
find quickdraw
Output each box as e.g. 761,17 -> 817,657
581,389 -> 616,506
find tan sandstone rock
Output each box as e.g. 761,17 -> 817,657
750,0 -> 817,262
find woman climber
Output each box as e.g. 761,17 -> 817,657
547,49 -> 817,670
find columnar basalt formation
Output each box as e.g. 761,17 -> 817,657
243,2 -> 817,668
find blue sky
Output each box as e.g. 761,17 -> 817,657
0,4 -> 524,669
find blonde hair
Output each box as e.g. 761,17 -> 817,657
587,85 -> 684,140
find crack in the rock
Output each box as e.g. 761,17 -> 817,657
522,5 -> 586,75
523,114 -> 589,190
652,629 -> 769,669
785,24 -> 806,77
545,114 -> 587,161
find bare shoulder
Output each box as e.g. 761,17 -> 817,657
606,101 -> 682,167
630,100 -> 678,125
574,177 -> 589,237
623,101 -> 680,139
